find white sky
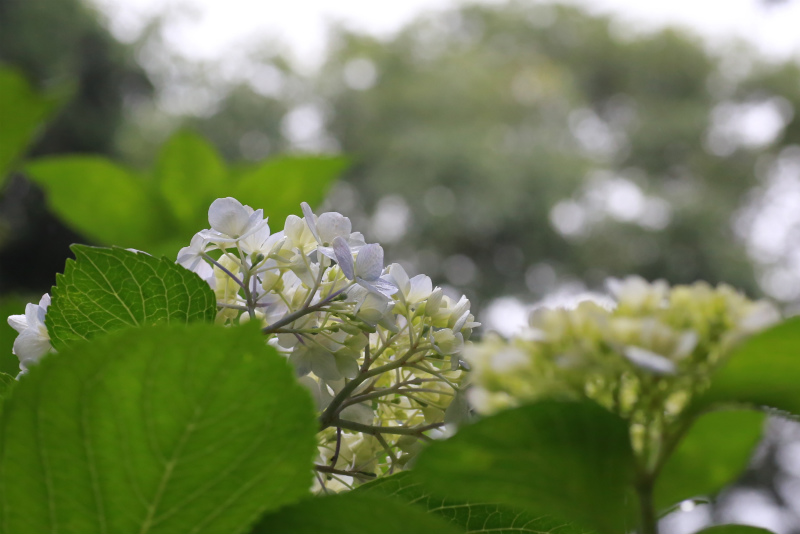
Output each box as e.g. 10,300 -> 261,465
91,0 -> 800,70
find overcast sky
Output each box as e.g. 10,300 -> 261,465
91,0 -> 800,70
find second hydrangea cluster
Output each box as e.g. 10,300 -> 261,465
465,277 -> 779,460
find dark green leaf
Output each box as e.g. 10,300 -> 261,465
413,400 -> 637,534
25,156 -> 162,246
157,131 -> 227,233
693,525 -> 776,534
0,323 -> 318,534
354,471 -> 585,534
697,318 -> 800,416
233,156 -> 348,226
656,410 -> 764,512
0,372 -> 14,399
46,246 -> 216,350
250,493 -> 463,534
0,67 -> 63,182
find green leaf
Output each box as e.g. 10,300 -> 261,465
0,373 -> 14,399
0,67 -> 64,182
656,410 -> 764,512
157,131 -> 227,234
413,400 -> 637,534
693,526 -> 776,534
233,156 -> 348,225
46,246 -> 216,350
0,323 -> 318,534
24,156 -> 162,246
354,471 -> 585,534
697,318 -> 800,416
250,493 -> 464,534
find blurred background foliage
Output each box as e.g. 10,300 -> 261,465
2,0 -> 800,529
312,3 -> 800,314
4,1 -> 800,315
0,0 -> 152,293
110,3 -> 800,321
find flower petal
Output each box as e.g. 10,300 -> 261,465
623,346 -> 676,375
339,403 -> 374,425
239,221 -> 272,255
387,263 -> 410,297
310,350 -> 343,381
358,277 -> 397,297
208,197 -> 251,237
7,314 -> 27,334
317,212 -> 352,245
355,244 -> 384,281
407,274 -> 433,303
332,236 -> 355,280
13,329 -> 52,363
334,352 -> 359,380
301,202 -> 321,243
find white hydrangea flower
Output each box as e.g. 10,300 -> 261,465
176,234 -> 213,280
199,197 -> 268,246
301,202 -> 366,259
284,214 -> 317,253
332,237 -> 397,297
7,294 -> 54,374
607,275 -> 669,312
386,263 -> 440,315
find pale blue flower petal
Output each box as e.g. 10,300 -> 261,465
355,243 -> 384,281
332,236 -> 355,280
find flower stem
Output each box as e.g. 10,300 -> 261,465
261,288 -> 346,334
636,476 -> 659,534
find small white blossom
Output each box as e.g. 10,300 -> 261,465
333,237 -> 397,297
608,276 -> 669,312
622,346 -> 677,375
301,202 -> 365,260
387,263 -> 438,316
200,197 -> 268,246
176,234 -> 213,280
7,294 -> 54,374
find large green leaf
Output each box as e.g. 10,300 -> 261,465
24,136 -> 345,253
0,373 -> 14,399
655,410 -> 764,512
157,131 -> 227,234
0,67 -> 63,183
0,323 -> 318,534
694,526 -> 776,534
354,471 -> 585,534
697,318 -> 800,415
413,400 -> 637,534
25,156 -> 163,246
46,246 -> 216,350
250,493 -> 463,534
233,155 -> 348,225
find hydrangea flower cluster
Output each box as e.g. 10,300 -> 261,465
6,198 -> 478,492
466,276 -> 780,462
177,198 -> 478,491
